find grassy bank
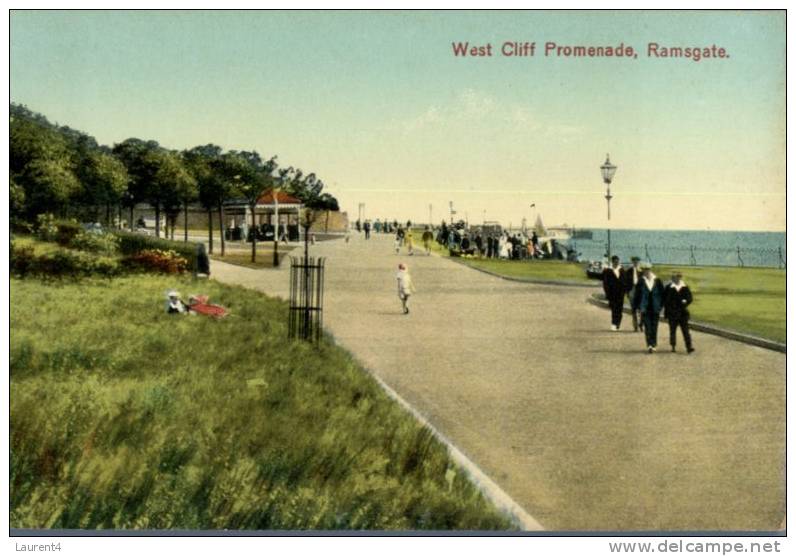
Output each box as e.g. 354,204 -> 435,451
10,275 -> 514,530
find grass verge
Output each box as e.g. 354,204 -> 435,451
10,275 -> 514,530
651,265 -> 785,343
425,239 -> 785,343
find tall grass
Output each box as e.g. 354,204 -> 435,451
10,276 -> 514,530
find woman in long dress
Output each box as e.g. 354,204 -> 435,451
498,234 -> 510,259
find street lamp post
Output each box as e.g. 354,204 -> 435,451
600,154 -> 618,259
272,188 -> 280,267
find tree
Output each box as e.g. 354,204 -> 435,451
112,138 -> 161,232
79,151 -> 129,226
21,158 -> 81,218
150,151 -> 196,240
222,151 -> 277,263
10,109 -> 82,218
184,145 -> 226,254
10,177 -> 26,221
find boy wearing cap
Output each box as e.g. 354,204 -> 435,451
632,263 -> 665,353
664,271 -> 695,353
624,256 -> 643,332
602,255 -> 626,330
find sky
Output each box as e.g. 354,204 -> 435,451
10,10 -> 786,231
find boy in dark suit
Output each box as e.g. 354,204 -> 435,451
664,270 -> 695,354
624,256 -> 643,332
602,255 -> 626,331
633,262 -> 665,353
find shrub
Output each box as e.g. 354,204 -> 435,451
114,231 -> 198,269
34,213 -> 58,242
55,220 -> 83,246
69,232 -> 119,255
10,242 -> 36,277
122,249 -> 189,274
10,243 -> 121,279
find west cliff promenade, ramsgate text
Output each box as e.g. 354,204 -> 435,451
452,41 -> 729,61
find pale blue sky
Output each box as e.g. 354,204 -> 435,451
10,10 -> 785,230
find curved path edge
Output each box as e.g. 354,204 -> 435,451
586,294 -> 786,353
352,353 -> 545,531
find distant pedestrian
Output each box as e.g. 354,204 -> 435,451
664,271 -> 695,354
498,235 -> 510,259
396,263 -> 415,314
422,226 -> 433,255
406,230 -> 414,255
633,263 -> 665,353
624,256 -> 643,332
603,255 -> 626,331
364,220 -> 371,239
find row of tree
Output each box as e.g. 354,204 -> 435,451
10,103 -> 340,258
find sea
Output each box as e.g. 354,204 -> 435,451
560,229 -> 785,268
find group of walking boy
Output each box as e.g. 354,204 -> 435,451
603,256 -> 695,354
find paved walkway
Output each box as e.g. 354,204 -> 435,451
211,234 -> 785,531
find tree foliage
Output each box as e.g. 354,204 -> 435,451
9,103 -> 341,230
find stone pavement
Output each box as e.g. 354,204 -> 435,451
210,233 -> 785,531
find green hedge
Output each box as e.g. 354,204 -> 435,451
10,242 -> 121,279
113,231 -> 200,269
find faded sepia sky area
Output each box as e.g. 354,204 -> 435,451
10,10 -> 785,230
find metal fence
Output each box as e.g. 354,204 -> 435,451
288,256 -> 326,341
592,244 -> 786,269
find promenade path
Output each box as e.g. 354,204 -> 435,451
211,233 -> 785,531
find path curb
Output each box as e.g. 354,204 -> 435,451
362,366 -> 545,532
587,294 -> 786,353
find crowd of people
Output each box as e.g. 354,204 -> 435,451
603,256 -> 695,354
435,221 -> 577,261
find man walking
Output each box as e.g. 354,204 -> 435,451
624,256 -> 643,332
664,270 -> 695,353
633,262 -> 665,353
602,255 -> 626,331
422,226 -> 433,255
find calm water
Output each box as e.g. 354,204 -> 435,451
569,229 -> 786,268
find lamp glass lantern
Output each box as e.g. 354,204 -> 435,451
600,155 -> 617,184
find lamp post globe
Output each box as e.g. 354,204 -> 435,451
600,154 -> 618,259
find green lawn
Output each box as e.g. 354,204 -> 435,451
10,275 -> 514,530
427,238 -> 785,343
652,265 -> 786,343
465,258 -> 591,283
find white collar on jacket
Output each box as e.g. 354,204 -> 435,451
643,273 -> 657,290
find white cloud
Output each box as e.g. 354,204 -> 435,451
393,89 -> 582,138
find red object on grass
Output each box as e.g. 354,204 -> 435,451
188,295 -> 229,318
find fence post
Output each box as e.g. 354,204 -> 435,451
737,246 -> 744,268
690,245 -> 696,266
